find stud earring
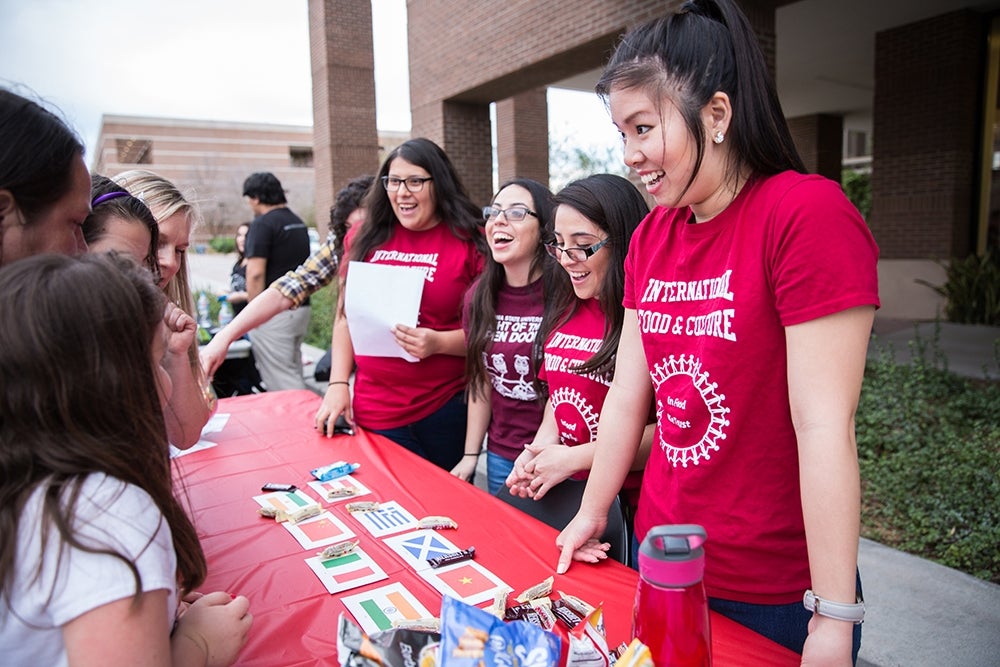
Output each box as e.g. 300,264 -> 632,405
713,131 -> 725,144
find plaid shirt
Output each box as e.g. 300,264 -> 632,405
272,233 -> 340,308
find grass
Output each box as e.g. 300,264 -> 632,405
858,327 -> 1000,584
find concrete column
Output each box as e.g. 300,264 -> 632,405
308,0 -> 379,235
496,87 -> 550,188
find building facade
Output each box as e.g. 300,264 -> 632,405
309,0 -> 1000,320
93,114 -> 406,240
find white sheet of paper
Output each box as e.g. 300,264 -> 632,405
344,261 -> 424,362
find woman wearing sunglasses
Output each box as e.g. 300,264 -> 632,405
453,179 -> 569,492
314,138 -> 486,471
506,174 -> 653,529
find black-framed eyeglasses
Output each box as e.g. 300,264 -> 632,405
481,205 -> 538,224
381,176 -> 433,192
544,237 -> 610,262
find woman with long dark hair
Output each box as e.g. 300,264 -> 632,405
556,2 -> 879,662
0,253 -> 252,665
506,174 -> 653,524
315,138 -> 486,470
453,178 -> 565,492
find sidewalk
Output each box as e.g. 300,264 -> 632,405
859,316 -> 1000,666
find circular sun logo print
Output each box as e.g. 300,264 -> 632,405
550,386 -> 600,444
650,354 -> 729,467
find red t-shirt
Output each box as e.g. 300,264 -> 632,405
345,222 -> 483,429
462,278 -> 546,462
539,297 -> 643,509
624,172 -> 880,604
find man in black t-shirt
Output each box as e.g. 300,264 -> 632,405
242,172 -> 311,390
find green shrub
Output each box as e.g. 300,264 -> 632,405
209,236 -> 237,254
859,330 -> 1000,583
916,249 -> 1000,325
305,283 -> 336,349
842,168 -> 871,219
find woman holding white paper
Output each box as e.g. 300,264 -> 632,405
315,138 -> 486,471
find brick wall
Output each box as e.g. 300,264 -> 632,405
496,87 -> 549,188
308,0 -> 380,235
405,0 -> 777,203
93,116 -> 316,237
787,113 -> 844,181
871,10 -> 986,259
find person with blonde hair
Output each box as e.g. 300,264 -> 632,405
113,169 -> 215,448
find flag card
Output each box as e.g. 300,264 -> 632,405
305,547 -> 387,594
419,560 -> 509,606
307,475 -> 372,504
341,582 -> 434,635
253,488 -> 321,514
382,529 -> 461,572
282,511 -> 356,549
350,500 -> 418,537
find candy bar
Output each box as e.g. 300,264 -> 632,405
427,546 -> 475,568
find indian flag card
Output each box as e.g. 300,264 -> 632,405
307,475 -> 372,504
341,582 -> 434,635
419,560 -> 508,606
282,511 -> 356,549
305,547 -> 387,594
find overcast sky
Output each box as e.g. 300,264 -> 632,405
0,0 -> 620,171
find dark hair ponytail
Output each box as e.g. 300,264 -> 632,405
596,0 -> 804,198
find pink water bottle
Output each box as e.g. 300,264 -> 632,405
633,525 -> 712,666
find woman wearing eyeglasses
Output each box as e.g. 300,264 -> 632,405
314,138 -> 486,471
452,179 -> 568,492
506,174 -> 653,526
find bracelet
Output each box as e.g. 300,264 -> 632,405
803,589 -> 865,624
463,453 -> 479,457
328,381 -> 350,386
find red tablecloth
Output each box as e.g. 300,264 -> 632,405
175,390 -> 799,666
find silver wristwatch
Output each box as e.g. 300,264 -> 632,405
803,589 -> 865,624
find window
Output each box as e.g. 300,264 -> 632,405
116,138 -> 152,164
290,146 -> 313,168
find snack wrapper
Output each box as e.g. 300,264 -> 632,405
439,595 -> 560,667
611,638 -> 653,667
337,613 -> 440,667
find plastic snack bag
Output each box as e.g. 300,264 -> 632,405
439,595 -> 560,667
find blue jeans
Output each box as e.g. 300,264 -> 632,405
630,535 -> 863,663
373,392 -> 467,471
486,451 -> 515,496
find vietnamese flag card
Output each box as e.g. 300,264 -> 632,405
282,511 -> 356,549
419,560 -> 508,606
305,547 -> 387,593
341,582 -> 434,635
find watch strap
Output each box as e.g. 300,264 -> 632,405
803,589 -> 865,624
